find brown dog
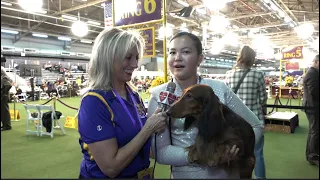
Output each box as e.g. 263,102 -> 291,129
166,84 -> 255,179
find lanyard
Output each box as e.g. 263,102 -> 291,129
113,87 -> 143,128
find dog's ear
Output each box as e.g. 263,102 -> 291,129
184,116 -> 197,130
197,92 -> 225,141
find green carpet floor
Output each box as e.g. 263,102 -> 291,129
1,96 -> 319,178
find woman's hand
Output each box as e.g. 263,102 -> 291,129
144,108 -> 167,133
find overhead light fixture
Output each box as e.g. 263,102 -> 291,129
222,32 -> 239,47
72,21 -> 89,37
71,12 -> 89,37
32,33 -> 48,38
209,15 -> 230,33
80,39 -> 93,44
211,39 -> 225,55
252,35 -> 271,49
177,0 -> 189,7
295,23 -> 314,39
18,0 -> 43,12
87,21 -> 101,26
1,29 -> 19,34
58,36 -> 72,41
158,25 -> 174,39
1,2 -> 12,6
61,15 -> 78,21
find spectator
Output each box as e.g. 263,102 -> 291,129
303,54 -> 319,167
1,66 -> 13,131
226,45 -> 267,179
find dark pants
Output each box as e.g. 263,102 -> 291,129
305,112 -> 319,161
1,95 -> 11,128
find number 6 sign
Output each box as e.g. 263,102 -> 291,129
113,0 -> 163,27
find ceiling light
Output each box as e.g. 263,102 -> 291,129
222,32 -> 239,47
1,29 -> 19,34
58,36 -> 72,41
295,23 -> 314,39
80,39 -> 93,44
158,26 -> 173,39
32,33 -> 48,38
209,16 -> 230,33
177,0 -> 189,7
71,21 -> 89,37
87,21 -> 101,26
61,15 -> 78,21
18,0 -> 43,12
211,39 -> 225,55
1,2 -> 12,6
252,35 -> 270,49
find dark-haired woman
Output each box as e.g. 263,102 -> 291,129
148,32 -> 264,178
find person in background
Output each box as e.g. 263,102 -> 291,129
303,54 -> 319,167
226,46 -> 267,179
77,28 -> 167,178
81,74 -> 85,84
1,66 -> 13,131
148,32 -> 264,179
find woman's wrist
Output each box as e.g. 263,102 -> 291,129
141,125 -> 153,138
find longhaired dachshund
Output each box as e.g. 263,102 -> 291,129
166,84 -> 255,179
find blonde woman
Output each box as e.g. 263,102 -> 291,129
77,28 -> 167,178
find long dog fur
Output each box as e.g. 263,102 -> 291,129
166,84 -> 256,179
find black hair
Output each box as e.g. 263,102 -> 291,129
169,32 -> 203,55
314,55 -> 319,61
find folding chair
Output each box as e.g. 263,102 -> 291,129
37,105 -> 66,138
23,104 -> 42,136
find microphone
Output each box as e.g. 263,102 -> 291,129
158,82 -> 177,112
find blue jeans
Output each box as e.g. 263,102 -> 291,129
254,135 -> 266,179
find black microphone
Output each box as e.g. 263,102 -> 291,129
158,82 -> 177,112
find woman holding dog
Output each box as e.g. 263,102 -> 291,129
226,46 -> 268,179
148,32 -> 264,179
77,28 -> 167,178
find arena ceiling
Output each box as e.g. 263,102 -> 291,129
1,0 -> 319,61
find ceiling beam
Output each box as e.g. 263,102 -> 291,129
12,0 -> 106,44
229,12 -> 275,20
276,0 -> 299,22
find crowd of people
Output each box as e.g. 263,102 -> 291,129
1,28 -> 318,178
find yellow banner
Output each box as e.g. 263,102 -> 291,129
10,109 -> 20,120
64,116 -> 78,129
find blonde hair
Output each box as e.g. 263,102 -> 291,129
88,28 -> 145,90
236,45 -> 256,69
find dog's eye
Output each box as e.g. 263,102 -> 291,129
185,94 -> 192,99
